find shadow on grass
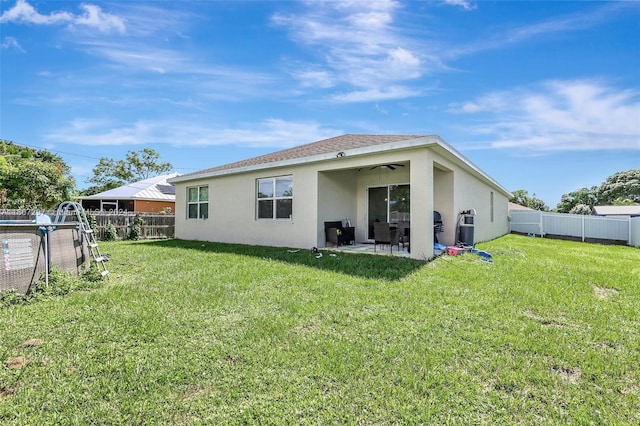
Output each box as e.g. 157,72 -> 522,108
130,239 -> 426,281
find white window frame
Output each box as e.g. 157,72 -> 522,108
256,176 -> 293,220
101,201 -> 118,212
187,185 -> 209,219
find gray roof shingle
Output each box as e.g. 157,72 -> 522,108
178,134 -> 428,179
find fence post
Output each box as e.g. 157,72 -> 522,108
582,215 -> 585,242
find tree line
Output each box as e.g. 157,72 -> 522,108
510,169 -> 640,214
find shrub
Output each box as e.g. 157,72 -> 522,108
127,214 -> 144,240
86,212 -> 97,232
103,222 -> 118,241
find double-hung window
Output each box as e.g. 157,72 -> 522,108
187,185 -> 209,219
257,176 -> 293,220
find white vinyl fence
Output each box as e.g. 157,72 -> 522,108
509,210 -> 640,247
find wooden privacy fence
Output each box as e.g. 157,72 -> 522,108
509,210 -> 640,247
91,212 -> 175,240
0,210 -> 175,240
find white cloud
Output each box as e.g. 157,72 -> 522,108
0,0 -> 125,33
447,93 -> 509,113
386,47 -> 421,78
449,3 -> 632,58
0,0 -> 72,25
44,118 -> 341,150
292,69 -> 335,89
331,86 -> 421,103
444,0 -> 477,11
454,80 -> 640,151
447,102 -> 489,114
212,119 -> 342,148
79,40 -> 185,73
73,4 -> 126,34
1,36 -> 24,52
272,0 -> 429,102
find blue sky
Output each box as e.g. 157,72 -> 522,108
1,0 -> 639,207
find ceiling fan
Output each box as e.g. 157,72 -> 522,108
370,163 -> 405,171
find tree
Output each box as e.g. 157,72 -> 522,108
555,170 -> 639,212
595,169 -> 640,205
509,189 -> 549,211
555,187 -> 598,213
569,204 -> 592,215
85,148 -> 172,195
0,140 -> 75,209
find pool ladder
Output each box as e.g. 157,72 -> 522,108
54,202 -> 109,277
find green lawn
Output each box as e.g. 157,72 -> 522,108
1,234 -> 638,424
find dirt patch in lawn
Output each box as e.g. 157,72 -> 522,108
524,309 -> 567,328
594,286 -> 619,299
552,365 -> 581,385
6,356 -> 31,369
15,338 -> 44,348
0,387 -> 14,398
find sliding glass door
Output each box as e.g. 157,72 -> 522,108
367,184 -> 410,239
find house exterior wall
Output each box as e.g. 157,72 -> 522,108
318,169 -> 358,244
174,165 -> 320,249
452,166 -> 509,243
173,144 -> 510,259
81,199 -> 174,213
133,200 -> 175,213
433,164 -> 455,246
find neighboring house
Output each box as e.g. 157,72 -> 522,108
508,202 -> 534,211
592,205 -> 640,217
80,173 -> 179,213
169,134 -> 511,260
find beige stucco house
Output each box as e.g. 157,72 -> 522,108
169,134 -> 511,260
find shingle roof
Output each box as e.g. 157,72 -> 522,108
168,133 -> 511,197
177,134 -> 428,179
80,172 -> 180,201
508,202 -> 534,211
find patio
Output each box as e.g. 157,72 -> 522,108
327,242 -> 412,258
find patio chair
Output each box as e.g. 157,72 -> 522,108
397,220 -> 410,251
324,221 -> 355,247
373,222 -> 400,253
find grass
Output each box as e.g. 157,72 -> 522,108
1,234 -> 638,424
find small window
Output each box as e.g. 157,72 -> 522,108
257,176 -> 293,220
490,191 -> 494,222
187,185 -> 209,219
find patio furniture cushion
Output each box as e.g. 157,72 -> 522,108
324,221 -> 355,247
